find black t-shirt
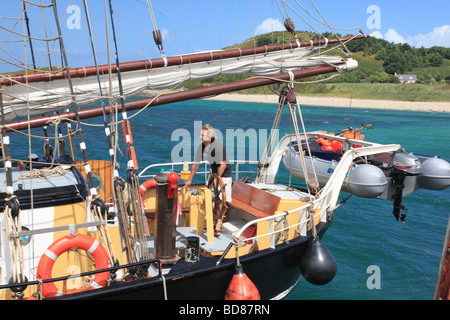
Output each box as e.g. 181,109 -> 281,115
195,141 -> 232,178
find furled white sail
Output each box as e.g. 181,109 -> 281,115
0,47 -> 345,122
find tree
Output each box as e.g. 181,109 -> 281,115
368,71 -> 400,83
256,35 -> 272,46
383,52 -> 405,74
375,48 -> 386,60
427,53 -> 444,67
445,75 -> 450,84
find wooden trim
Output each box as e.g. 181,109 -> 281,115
74,160 -> 114,203
228,180 -> 280,219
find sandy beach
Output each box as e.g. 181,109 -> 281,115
205,93 -> 450,113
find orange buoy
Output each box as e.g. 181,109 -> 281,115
37,234 -> 110,298
225,264 -> 260,300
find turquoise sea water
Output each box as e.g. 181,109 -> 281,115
8,98 -> 450,300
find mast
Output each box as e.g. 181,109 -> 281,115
4,60 -> 356,132
0,35 -> 367,86
434,213 -> 450,299
22,1 -> 37,71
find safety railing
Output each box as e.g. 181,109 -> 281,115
215,189 -> 334,266
138,160 -> 259,183
233,186 -> 334,244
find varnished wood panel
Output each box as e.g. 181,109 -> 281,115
73,160 -> 114,203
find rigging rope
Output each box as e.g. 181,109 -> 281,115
83,0 -> 119,180
278,0 -> 362,57
51,0 -> 97,197
146,0 -> 165,58
308,0 -> 353,56
2,196 -> 27,298
106,0 -> 151,276
133,0 -> 147,58
0,92 -> 26,293
256,79 -> 319,196
107,0 -> 138,171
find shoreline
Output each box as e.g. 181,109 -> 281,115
205,93 -> 450,113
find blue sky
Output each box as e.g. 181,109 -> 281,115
1,0 -> 449,72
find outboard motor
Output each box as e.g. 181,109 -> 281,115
389,152 -> 421,222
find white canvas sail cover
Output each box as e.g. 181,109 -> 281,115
0,47 -> 345,122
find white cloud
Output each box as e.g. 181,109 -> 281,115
160,28 -> 170,42
254,18 -> 284,35
369,30 -> 383,39
373,25 -> 450,48
384,28 -> 407,44
409,25 -> 450,48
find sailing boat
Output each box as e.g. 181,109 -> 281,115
0,0 -> 443,301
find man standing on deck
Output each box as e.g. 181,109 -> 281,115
185,124 -> 232,235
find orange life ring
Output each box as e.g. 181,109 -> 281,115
139,178 -> 157,198
36,234 -> 110,298
140,179 -> 157,212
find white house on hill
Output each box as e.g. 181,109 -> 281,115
395,73 -> 418,84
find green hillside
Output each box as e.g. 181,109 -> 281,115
184,31 -> 450,102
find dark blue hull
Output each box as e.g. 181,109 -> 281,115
58,220 -> 332,300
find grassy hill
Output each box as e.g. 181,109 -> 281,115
184,31 -> 450,102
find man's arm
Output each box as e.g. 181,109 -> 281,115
217,161 -> 227,177
185,162 -> 200,188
